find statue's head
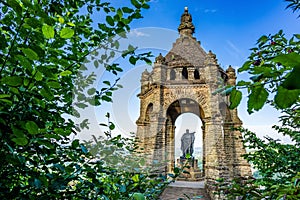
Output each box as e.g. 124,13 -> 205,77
186,129 -> 189,133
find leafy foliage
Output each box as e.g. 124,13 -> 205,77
215,1 -> 300,199
228,30 -> 300,112
285,0 -> 300,17
0,0 -> 172,199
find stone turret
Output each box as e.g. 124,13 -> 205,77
178,7 -> 195,36
226,65 -> 237,85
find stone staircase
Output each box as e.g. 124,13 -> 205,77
159,181 -> 210,200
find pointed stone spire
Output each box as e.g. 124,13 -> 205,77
155,53 -> 166,64
178,7 -> 195,36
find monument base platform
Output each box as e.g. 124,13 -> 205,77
176,158 -> 204,181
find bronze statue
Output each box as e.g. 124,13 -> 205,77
180,129 -> 195,158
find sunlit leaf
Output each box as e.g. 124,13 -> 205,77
42,24 -> 55,39
59,27 -> 74,38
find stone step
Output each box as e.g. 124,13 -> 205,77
159,181 -> 210,200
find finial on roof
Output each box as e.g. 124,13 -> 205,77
178,7 -> 195,36
155,53 -> 165,64
226,65 -> 235,73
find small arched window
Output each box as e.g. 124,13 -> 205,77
182,67 -> 188,79
194,69 -> 200,79
170,69 -> 176,80
145,103 -> 153,122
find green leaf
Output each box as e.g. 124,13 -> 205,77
35,71 -> 43,81
106,16 -> 114,26
238,61 -> 251,73
282,66 -> 300,90
185,153 -> 191,159
42,24 -> 55,39
72,139 -> 80,148
58,16 -> 64,24
275,86 -> 300,109
132,193 -> 145,200
67,22 -> 75,26
257,35 -> 268,44
131,0 -> 141,8
47,81 -> 61,88
229,89 -> 242,109
25,121 -> 39,135
0,94 -> 11,99
12,137 -> 28,146
109,122 -> 115,130
87,88 -> 96,95
12,127 -> 25,138
294,34 -> 300,40
132,174 -> 139,182
247,86 -> 268,113
7,0 -> 22,14
103,81 -> 110,86
40,88 -> 54,100
75,102 -> 88,109
21,48 -> 39,60
122,7 -> 134,13
1,76 -> 23,86
236,80 -> 250,86
60,70 -> 72,76
94,60 -> 99,68
129,56 -> 137,65
101,96 -> 112,102
272,52 -> 300,68
59,27 -> 74,38
142,4 -> 150,9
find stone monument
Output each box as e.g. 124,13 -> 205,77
180,129 -> 195,159
136,7 -> 252,199
177,129 -> 202,181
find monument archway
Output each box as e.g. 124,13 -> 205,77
135,7 -> 252,198
166,98 -> 205,180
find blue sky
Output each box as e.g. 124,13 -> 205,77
78,1 -> 299,147
131,0 -> 299,67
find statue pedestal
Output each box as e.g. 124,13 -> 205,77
176,158 -> 203,181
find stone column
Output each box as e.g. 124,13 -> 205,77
188,67 -> 194,80
166,123 -> 175,173
175,68 -> 181,80
204,119 -> 229,200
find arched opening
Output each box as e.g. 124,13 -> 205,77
182,67 -> 188,79
194,68 -> 200,79
175,113 -> 203,171
170,69 -> 176,80
165,98 -> 205,180
145,103 -> 153,122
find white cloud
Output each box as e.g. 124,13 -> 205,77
204,9 -> 217,13
226,40 -> 241,54
129,29 -> 150,37
225,40 -> 244,61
